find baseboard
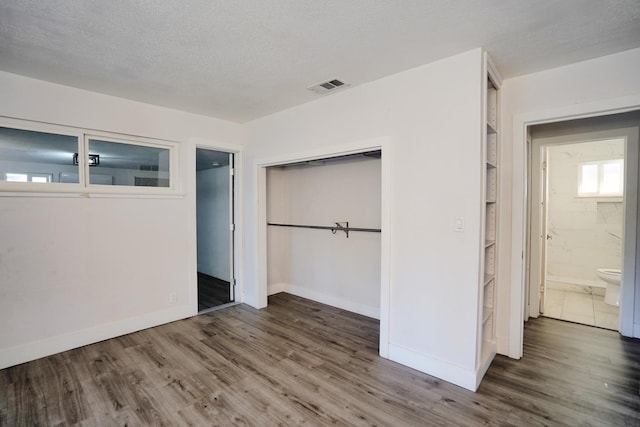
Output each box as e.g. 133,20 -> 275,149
388,343 -> 477,391
275,283 -> 380,320
0,305 -> 193,370
267,282 -> 289,295
475,350 -> 496,390
546,275 -> 605,288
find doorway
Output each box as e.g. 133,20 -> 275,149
196,148 -> 235,312
525,112 -> 640,334
529,135 -> 625,330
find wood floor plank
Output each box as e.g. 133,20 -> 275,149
1,292 -> 639,426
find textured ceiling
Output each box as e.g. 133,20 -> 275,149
1,1 -> 639,123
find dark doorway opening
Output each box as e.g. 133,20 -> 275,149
196,148 -> 235,311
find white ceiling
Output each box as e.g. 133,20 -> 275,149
1,1 -> 639,123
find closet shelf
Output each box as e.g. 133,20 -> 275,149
487,122 -> 498,134
268,222 -> 381,239
484,274 -> 494,285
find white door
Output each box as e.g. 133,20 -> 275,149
228,152 -> 235,301
528,141 -> 546,318
539,147 -> 549,314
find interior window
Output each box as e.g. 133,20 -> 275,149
87,138 -> 171,187
0,120 -> 178,194
0,127 -> 79,184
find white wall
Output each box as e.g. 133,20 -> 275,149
0,71 -> 243,369
500,48 -> 640,356
545,140 -> 625,285
196,165 -> 231,280
266,157 -> 381,318
244,49 -> 486,390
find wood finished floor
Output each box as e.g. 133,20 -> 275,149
1,293 -> 639,426
197,272 -> 231,312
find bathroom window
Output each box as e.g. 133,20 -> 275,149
578,159 -> 624,196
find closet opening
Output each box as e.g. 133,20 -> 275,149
265,149 -> 383,330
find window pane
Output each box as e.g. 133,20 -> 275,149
6,173 -> 28,182
579,164 -> 598,194
30,174 -> 52,183
88,139 -> 170,187
601,161 -> 623,194
0,127 -> 79,184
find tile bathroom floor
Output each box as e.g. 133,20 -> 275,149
543,281 -> 620,330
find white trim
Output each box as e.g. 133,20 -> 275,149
509,95 -> 640,359
388,343 -> 478,391
256,165 -> 268,309
475,350 -> 496,390
267,282 -> 289,295
256,138 -> 388,167
546,275 -> 606,289
622,128 -> 639,337
0,191 -> 186,198
379,137 -> 392,358
0,305 -> 192,370
255,136 -> 392,357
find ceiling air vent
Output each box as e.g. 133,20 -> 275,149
308,78 -> 350,95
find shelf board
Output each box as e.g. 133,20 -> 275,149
485,239 -> 496,248
486,160 -> 497,168
484,274 -> 494,285
487,121 -> 498,134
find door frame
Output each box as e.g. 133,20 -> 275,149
508,95 -> 640,359
255,136 -> 391,357
188,138 -> 243,315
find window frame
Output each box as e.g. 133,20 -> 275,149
83,132 -> 178,195
0,117 -> 181,197
577,158 -> 624,197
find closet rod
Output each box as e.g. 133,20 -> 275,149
267,222 -> 381,238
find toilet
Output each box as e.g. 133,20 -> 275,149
596,268 -> 621,306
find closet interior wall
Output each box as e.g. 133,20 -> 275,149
266,155 -> 382,319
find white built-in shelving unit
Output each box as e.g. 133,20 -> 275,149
478,52 -> 502,375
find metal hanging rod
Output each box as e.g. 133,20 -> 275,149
267,221 -> 381,238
